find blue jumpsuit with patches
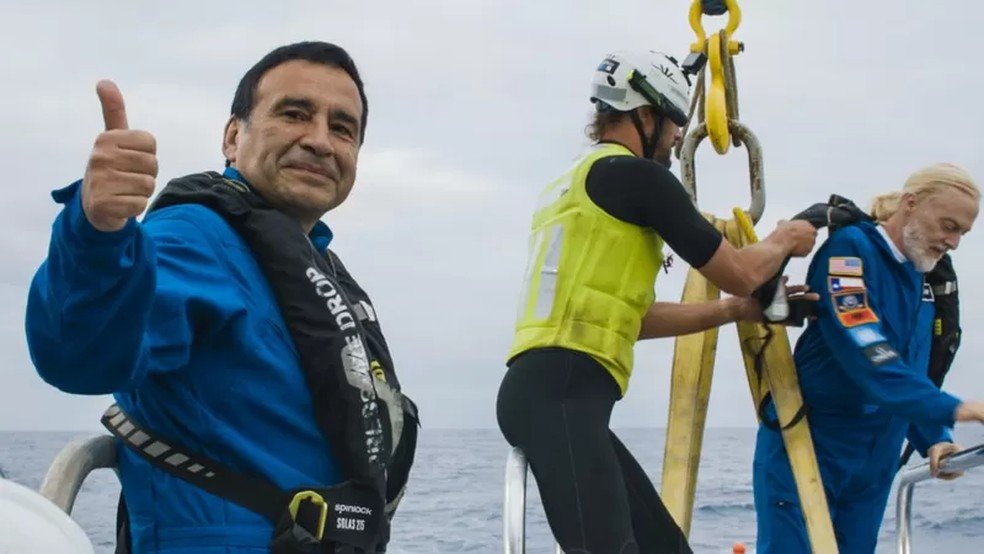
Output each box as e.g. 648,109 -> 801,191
753,221 -> 961,553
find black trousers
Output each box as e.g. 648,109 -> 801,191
497,348 -> 692,554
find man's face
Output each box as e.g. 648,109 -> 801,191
652,116 -> 682,169
901,188 -> 978,272
223,60 -> 363,228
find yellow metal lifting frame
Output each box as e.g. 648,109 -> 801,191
659,2 -> 839,552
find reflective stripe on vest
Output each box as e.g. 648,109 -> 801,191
508,143 -> 664,394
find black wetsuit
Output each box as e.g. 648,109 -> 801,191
497,149 -> 722,554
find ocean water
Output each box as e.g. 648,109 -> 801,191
2,427 -> 983,553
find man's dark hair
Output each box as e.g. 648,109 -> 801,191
230,41 -> 368,142
585,103 -> 663,143
586,107 -> 626,142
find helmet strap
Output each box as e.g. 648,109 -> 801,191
629,108 -> 662,160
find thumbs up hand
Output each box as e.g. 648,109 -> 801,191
81,80 -> 158,232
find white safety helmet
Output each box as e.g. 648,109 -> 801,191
590,50 -> 691,126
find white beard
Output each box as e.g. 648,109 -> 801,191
902,220 -> 942,273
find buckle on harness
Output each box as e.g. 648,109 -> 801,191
288,491 -> 328,542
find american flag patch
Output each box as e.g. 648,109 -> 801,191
829,257 -> 863,276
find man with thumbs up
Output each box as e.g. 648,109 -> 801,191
26,42 -> 416,553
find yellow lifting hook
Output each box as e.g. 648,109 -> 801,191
687,0 -> 744,154
688,0 -> 742,54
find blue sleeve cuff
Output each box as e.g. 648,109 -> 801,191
939,427 -> 954,445
53,180 -> 138,247
931,392 -> 961,427
911,423 -> 955,457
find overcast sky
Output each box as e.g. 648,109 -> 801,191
2,0 -> 983,431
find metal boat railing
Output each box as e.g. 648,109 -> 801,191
895,442 -> 984,554
38,435 -> 984,552
39,435 -> 117,514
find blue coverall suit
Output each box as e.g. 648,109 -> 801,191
26,169 -> 345,553
753,221 -> 960,553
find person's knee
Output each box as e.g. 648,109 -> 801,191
833,504 -> 886,553
561,534 -> 648,554
535,468 -> 635,554
755,469 -> 807,550
755,487 -> 811,554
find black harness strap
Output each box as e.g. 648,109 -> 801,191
102,404 -> 385,552
103,405 -> 284,520
747,326 -> 809,432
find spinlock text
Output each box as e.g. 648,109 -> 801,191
335,504 -> 374,516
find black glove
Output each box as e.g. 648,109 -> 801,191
754,194 -> 870,322
778,295 -> 819,327
789,195 -> 873,231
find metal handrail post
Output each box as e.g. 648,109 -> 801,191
895,479 -> 915,554
895,443 -> 984,553
503,447 -> 563,553
504,447 -> 528,554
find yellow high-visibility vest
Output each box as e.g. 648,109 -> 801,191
509,143 -> 664,394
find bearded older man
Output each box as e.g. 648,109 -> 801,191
753,163 -> 984,554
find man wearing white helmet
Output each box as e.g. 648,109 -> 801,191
589,50 -> 691,166
496,50 -> 819,553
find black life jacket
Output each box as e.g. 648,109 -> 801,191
106,172 -> 418,553
900,252 -> 960,465
925,253 -> 961,387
